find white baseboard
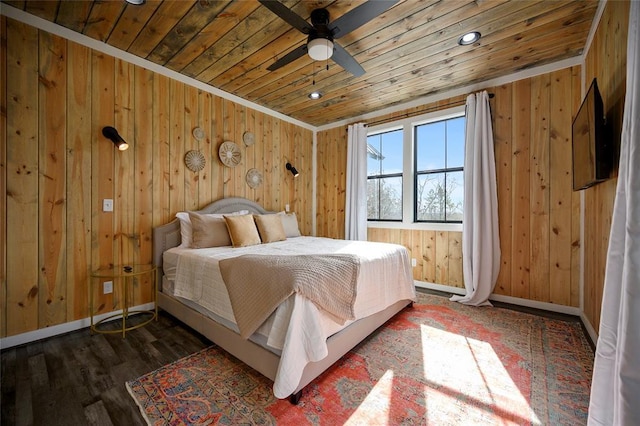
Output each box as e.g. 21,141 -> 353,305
415,281 -> 582,316
0,303 -> 155,350
580,311 -> 599,345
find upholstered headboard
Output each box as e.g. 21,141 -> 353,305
152,197 -> 273,279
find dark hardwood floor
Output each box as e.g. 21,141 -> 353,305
1,313 -> 211,426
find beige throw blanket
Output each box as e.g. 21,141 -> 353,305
219,254 -> 360,339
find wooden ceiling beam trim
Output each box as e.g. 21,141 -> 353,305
127,1 -> 196,59
106,0 -> 163,52
271,1 -> 594,116
164,0 -> 261,72
146,1 -> 232,66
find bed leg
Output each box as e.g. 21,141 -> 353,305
289,390 -> 302,405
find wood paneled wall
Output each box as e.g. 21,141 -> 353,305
582,1 -> 629,333
317,69 -> 582,305
0,17 -> 313,338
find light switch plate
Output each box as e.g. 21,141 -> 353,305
103,281 -> 113,294
285,204 -> 290,212
103,199 -> 113,212
411,258 -> 417,267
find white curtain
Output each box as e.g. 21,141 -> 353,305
588,2 -> 640,425
450,91 -> 501,306
345,123 -> 368,241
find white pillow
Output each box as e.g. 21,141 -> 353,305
176,210 -> 249,247
278,211 -> 301,237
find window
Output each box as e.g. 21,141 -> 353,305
414,116 -> 465,222
366,106 -> 465,227
367,129 -> 403,220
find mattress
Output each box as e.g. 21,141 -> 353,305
162,236 -> 416,397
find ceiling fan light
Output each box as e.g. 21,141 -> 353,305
458,31 -> 481,46
307,38 -> 334,61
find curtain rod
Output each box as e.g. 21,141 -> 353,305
358,92 -> 494,129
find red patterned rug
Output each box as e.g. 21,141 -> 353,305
126,293 -> 593,425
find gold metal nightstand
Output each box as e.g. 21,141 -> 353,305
90,264 -> 157,338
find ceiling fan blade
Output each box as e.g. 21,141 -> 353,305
258,0 -> 313,34
267,44 -> 308,71
331,42 -> 365,77
329,0 -> 399,39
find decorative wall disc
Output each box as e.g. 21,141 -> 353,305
245,168 -> 263,189
192,127 -> 205,141
184,150 -> 206,172
243,131 -> 255,147
218,141 -> 242,167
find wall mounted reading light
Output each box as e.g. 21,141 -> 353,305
286,162 -> 299,177
102,126 -> 129,151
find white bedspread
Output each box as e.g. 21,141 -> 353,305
168,236 -> 415,398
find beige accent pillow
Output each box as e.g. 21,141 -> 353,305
224,214 -> 261,247
278,212 -> 301,237
254,214 -> 287,243
188,212 -> 232,248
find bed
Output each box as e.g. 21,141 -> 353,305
152,197 -> 416,403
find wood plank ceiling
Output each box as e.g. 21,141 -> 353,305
2,0 -> 599,127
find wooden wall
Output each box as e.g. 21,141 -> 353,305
317,68 -> 582,305
582,1 -> 629,332
0,17 -> 313,338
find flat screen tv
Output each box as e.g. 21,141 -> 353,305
572,78 -> 611,191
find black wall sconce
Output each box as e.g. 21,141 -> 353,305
286,162 -> 299,177
102,126 -> 129,151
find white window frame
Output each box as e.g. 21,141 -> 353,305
367,105 -> 465,232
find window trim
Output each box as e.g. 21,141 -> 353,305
366,105 -> 465,231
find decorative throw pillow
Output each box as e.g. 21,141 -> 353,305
175,212 -> 192,247
224,214 -> 261,247
254,214 -> 287,243
278,211 -> 302,237
176,210 -> 249,247
188,212 -> 232,248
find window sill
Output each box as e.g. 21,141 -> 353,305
368,221 -> 462,232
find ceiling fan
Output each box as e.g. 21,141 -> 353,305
259,0 -> 399,77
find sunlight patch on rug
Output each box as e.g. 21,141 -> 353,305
419,324 -> 540,425
126,293 -> 592,425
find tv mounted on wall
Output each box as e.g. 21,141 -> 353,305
572,78 -> 612,191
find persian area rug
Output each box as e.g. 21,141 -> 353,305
126,292 -> 593,425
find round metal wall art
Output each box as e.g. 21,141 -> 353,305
245,168 -> 263,189
184,150 -> 206,172
218,141 -> 242,167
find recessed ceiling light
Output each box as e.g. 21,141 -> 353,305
125,0 -> 145,5
308,91 -> 322,100
458,31 -> 481,46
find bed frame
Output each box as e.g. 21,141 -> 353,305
152,197 -> 413,403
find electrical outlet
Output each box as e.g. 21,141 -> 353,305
103,281 -> 113,294
411,258 -> 417,267
103,199 -> 113,212
285,204 -> 290,212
